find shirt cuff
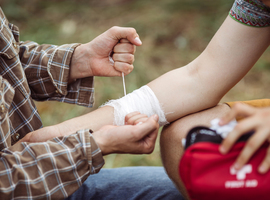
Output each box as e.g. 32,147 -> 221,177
48,43 -> 95,107
78,129 -> 105,174
48,43 -> 80,95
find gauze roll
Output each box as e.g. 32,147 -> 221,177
101,85 -> 169,126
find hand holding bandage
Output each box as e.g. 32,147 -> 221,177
70,26 -> 142,80
111,38 -> 137,76
92,113 -> 159,155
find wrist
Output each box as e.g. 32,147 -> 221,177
92,130 -> 110,156
56,120 -> 80,137
70,43 -> 92,80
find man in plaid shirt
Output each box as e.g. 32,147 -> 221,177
0,7 -> 183,200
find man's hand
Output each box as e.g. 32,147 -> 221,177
70,26 -> 142,80
219,103 -> 270,174
92,114 -> 159,155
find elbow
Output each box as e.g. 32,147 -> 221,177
185,59 -> 225,108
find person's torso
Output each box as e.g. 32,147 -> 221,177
0,8 -> 42,150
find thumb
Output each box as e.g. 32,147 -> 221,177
136,114 -> 159,138
152,114 -> 159,123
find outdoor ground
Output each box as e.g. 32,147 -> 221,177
2,0 -> 270,168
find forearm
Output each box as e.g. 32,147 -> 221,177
20,106 -> 114,143
57,106 -> 114,134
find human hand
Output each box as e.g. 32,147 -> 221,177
219,103 -> 270,174
70,26 -> 142,80
92,114 -> 159,155
125,111 -> 149,125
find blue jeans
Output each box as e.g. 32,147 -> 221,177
66,166 -> 184,200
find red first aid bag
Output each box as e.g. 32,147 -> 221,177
179,127 -> 270,200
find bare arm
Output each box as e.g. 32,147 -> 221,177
149,16 -> 270,122
27,16 -> 270,141
72,16 -> 270,126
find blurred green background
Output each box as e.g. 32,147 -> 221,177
2,0 -> 270,168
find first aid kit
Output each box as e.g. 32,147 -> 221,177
179,126 -> 269,200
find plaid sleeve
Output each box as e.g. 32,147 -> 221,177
230,0 -> 270,27
0,129 -> 104,199
19,41 -> 95,107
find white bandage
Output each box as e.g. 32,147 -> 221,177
210,118 -> 237,138
101,85 -> 169,126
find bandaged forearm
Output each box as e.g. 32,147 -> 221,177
101,85 -> 169,126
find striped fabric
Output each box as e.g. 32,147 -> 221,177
0,7 -> 104,199
230,0 -> 270,27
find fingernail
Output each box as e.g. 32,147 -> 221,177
153,114 -> 158,122
233,163 -> 240,170
259,165 -> 267,174
219,146 -> 226,154
136,122 -> 143,126
134,37 -> 142,45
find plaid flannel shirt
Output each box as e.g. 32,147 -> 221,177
0,7 -> 104,199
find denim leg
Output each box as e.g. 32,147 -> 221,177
66,166 -> 184,200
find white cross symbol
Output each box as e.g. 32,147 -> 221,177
230,164 -> 252,180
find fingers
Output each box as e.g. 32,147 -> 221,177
95,115 -> 159,155
259,144 -> 270,174
113,62 -> 133,75
125,111 -> 140,124
112,39 -> 136,75
125,111 -> 149,125
219,103 -> 256,125
108,26 -> 142,46
139,129 -> 158,154
220,117 -> 259,154
134,114 -> 159,154
119,38 -> 130,43
219,104 -> 270,173
113,42 -> 136,54
219,103 -> 258,157
232,128 -> 269,170
112,52 -> 135,64
134,114 -> 159,137
219,104 -> 261,155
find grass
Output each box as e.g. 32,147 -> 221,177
2,0 -> 270,168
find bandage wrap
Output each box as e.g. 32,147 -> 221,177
101,85 -> 169,126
